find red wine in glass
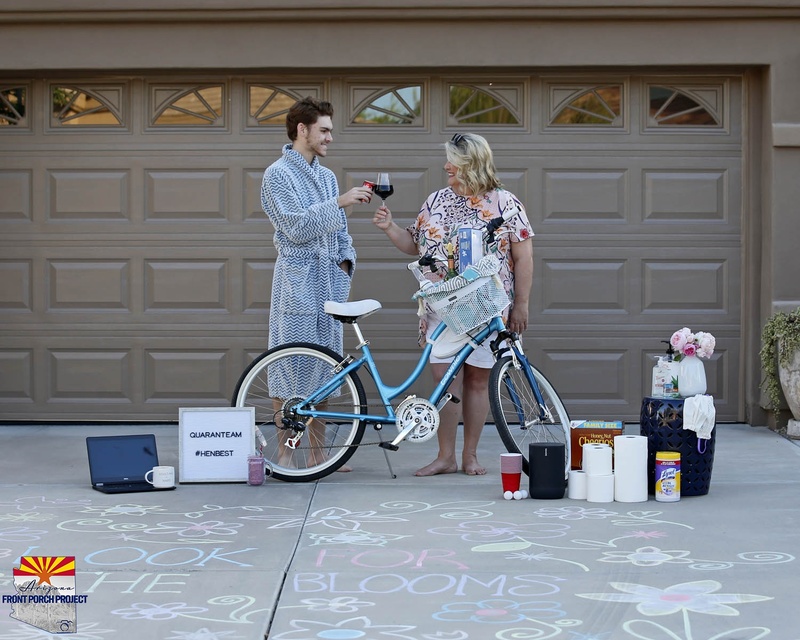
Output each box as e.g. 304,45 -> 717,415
375,172 -> 394,203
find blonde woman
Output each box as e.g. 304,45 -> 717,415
373,133 -> 534,476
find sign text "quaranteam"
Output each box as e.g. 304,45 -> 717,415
189,431 -> 242,438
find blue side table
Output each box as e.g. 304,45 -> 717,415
639,396 -> 716,496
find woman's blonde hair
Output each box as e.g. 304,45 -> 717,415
445,133 -> 502,197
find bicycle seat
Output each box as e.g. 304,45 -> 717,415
324,299 -> 382,323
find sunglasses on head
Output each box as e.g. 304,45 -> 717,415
450,133 -> 466,148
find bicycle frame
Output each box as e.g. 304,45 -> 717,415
286,313 -> 549,444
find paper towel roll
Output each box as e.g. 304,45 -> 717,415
568,469 -> 588,500
586,473 -> 615,502
582,443 -> 613,476
613,435 -> 649,503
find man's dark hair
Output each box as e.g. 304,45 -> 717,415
286,96 -> 334,141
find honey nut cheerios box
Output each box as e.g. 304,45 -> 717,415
570,420 -> 624,470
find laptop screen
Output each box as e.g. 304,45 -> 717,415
86,434 -> 160,485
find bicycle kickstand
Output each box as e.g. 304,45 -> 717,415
376,427 -> 397,479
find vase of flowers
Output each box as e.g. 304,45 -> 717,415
670,327 -> 716,397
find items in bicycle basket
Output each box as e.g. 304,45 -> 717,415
445,242 -> 458,280
414,254 -> 510,335
458,227 -> 484,273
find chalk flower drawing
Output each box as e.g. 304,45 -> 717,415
434,599 -> 566,623
270,616 -> 415,640
0,496 -> 91,512
111,602 -> 209,621
577,580 -> 772,616
307,529 -> 410,546
250,507 -> 409,531
0,512 -> 53,522
78,504 -> 167,517
427,520 -> 570,543
599,546 -> 693,567
380,500 -> 495,520
165,629 -> 244,640
143,520 -> 243,538
0,526 -> 48,542
298,597 -> 375,613
533,505 -> 618,521
421,633 -> 468,640
0,621 -> 114,639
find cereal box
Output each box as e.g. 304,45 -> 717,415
570,420 -> 624,470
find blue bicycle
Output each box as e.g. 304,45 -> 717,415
232,219 -> 571,482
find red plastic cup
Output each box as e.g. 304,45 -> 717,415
501,472 -> 521,493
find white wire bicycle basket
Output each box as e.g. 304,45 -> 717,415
413,254 -> 511,335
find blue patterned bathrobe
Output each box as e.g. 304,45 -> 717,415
261,145 -> 356,395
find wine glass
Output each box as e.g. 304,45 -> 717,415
374,172 -> 394,204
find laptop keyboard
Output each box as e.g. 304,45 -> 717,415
99,483 -> 153,493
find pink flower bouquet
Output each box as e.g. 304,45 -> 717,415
670,327 -> 716,360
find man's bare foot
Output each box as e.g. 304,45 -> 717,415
414,458 -> 458,477
336,464 -> 352,473
462,454 -> 486,476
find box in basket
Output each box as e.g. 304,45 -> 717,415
570,420 -> 624,470
458,227 -> 484,273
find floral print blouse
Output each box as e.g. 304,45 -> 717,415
407,187 -> 534,305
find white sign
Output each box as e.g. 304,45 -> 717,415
178,407 -> 255,483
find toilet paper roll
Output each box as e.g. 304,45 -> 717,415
613,435 -> 649,503
567,469 -> 588,500
586,473 -> 615,503
582,443 -> 613,476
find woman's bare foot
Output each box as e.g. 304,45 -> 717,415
336,464 -> 352,473
462,453 -> 486,476
414,458 -> 458,477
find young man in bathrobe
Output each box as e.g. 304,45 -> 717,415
261,97 -> 374,471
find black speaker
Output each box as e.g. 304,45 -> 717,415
529,443 -> 566,499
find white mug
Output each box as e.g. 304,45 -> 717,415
145,465 -> 175,488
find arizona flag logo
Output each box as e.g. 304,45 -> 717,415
13,556 -> 75,586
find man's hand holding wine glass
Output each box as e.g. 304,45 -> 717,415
338,185 -> 374,207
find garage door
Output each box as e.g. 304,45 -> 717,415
0,73 -> 742,421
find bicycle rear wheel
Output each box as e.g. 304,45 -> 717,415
489,355 -> 571,480
232,342 -> 366,482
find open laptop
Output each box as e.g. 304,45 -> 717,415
86,433 -> 175,494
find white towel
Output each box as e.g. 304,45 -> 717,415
683,394 -> 716,439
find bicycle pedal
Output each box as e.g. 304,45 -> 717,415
451,395 -> 461,404
379,442 -> 399,452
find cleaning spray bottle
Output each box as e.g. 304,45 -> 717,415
651,341 -> 680,397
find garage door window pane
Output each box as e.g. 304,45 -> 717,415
248,85 -> 321,126
52,86 -> 123,126
352,86 -> 421,125
449,84 -> 520,125
0,87 -> 26,127
152,85 -> 224,126
648,85 -> 721,127
549,85 -> 622,127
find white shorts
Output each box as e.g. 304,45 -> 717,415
425,316 -> 496,369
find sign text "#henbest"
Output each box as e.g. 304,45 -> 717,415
189,431 -> 243,438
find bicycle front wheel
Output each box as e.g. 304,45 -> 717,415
489,356 -> 571,480
232,343 -> 366,482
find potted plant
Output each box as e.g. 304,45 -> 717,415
759,307 -> 800,425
